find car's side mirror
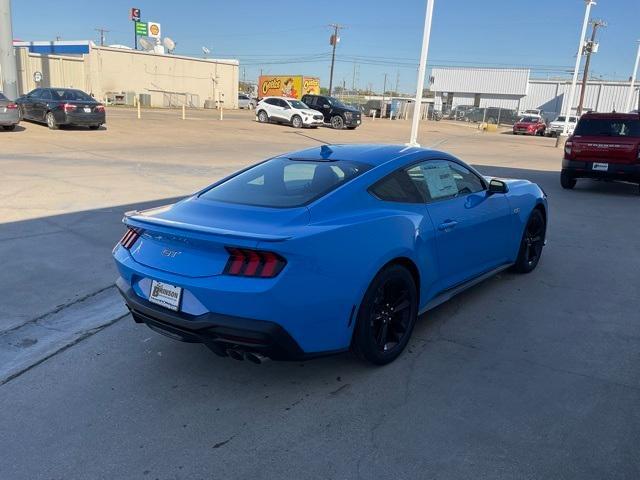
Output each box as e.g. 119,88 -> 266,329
488,179 -> 508,194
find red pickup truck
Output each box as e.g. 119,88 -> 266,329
561,112 -> 640,193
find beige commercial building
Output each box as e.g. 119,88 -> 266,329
12,44 -> 239,108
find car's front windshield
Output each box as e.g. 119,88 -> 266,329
289,100 -> 307,109
327,97 -> 346,108
555,116 -> 566,122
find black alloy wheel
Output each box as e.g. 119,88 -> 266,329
513,209 -> 546,273
331,115 -> 344,129
352,264 -> 418,365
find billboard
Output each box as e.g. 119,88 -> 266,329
258,75 -> 321,100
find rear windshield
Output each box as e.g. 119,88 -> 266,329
520,117 -> 538,123
50,89 -> 93,101
574,118 -> 640,137
200,157 -> 370,208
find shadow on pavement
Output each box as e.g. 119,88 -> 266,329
0,197 -> 182,332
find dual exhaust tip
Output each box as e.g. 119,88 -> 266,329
226,348 -> 269,364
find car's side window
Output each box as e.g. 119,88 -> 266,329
411,160 -> 485,202
40,90 -> 52,100
279,99 -> 289,108
264,98 -> 276,106
28,89 -> 42,99
369,169 -> 426,204
305,96 -> 316,107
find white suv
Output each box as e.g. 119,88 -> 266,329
547,115 -> 578,137
255,97 -> 324,128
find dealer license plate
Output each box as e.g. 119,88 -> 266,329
592,163 -> 608,171
149,280 -> 182,311
83,107 -> 91,113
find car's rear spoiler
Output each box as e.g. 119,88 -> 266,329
123,210 -> 293,242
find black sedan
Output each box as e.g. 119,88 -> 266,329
16,87 -> 105,130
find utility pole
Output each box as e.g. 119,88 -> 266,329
95,27 -> 109,47
408,0 -> 436,147
561,0 -> 596,137
328,23 -> 343,96
395,70 -> 400,96
624,40 -> 640,112
577,19 -> 605,115
382,73 -> 388,117
0,0 -> 18,100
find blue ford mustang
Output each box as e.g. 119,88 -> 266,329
113,144 -> 547,365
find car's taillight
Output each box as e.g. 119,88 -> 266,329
224,247 -> 286,278
63,103 -> 77,112
119,227 -> 140,249
95,105 -> 105,112
5,103 -> 18,110
564,140 -> 573,155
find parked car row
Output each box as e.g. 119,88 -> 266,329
1,87 -> 106,131
255,94 -> 361,130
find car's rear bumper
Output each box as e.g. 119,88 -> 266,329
562,159 -> 640,182
116,277 -> 342,361
60,112 -> 106,126
0,112 -> 20,125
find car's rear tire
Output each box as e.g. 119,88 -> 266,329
560,170 -> 576,189
89,125 -> 100,130
352,264 -> 418,365
3,125 -> 16,131
46,112 -> 58,130
331,115 -> 344,129
513,209 -> 546,274
257,110 -> 268,123
291,115 -> 303,128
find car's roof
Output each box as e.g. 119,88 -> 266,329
580,112 -> 640,119
278,144 -> 446,167
261,96 -> 298,101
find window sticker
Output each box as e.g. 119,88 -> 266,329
420,163 -> 458,199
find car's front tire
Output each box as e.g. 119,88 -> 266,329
291,115 -> 303,128
89,125 -> 100,130
3,125 -> 16,131
560,170 -> 577,189
331,115 -> 344,129
257,110 -> 269,123
513,209 -> 546,274
352,264 -> 418,365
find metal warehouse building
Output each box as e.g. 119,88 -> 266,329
430,67 -> 639,116
7,41 -> 239,108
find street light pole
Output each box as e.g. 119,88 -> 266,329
408,0 -> 435,147
624,40 -> 640,112
0,0 -> 18,100
562,0 -> 596,136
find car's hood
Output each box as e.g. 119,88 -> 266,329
299,109 -> 322,116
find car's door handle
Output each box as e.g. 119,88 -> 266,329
438,220 -> 458,231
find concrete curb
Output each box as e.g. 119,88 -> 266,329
0,286 -> 128,385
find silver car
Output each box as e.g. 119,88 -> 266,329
0,92 -> 20,131
238,93 -> 254,109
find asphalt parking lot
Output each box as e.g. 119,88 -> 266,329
1,108 -> 639,479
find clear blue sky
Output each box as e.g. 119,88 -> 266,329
11,0 -> 640,93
